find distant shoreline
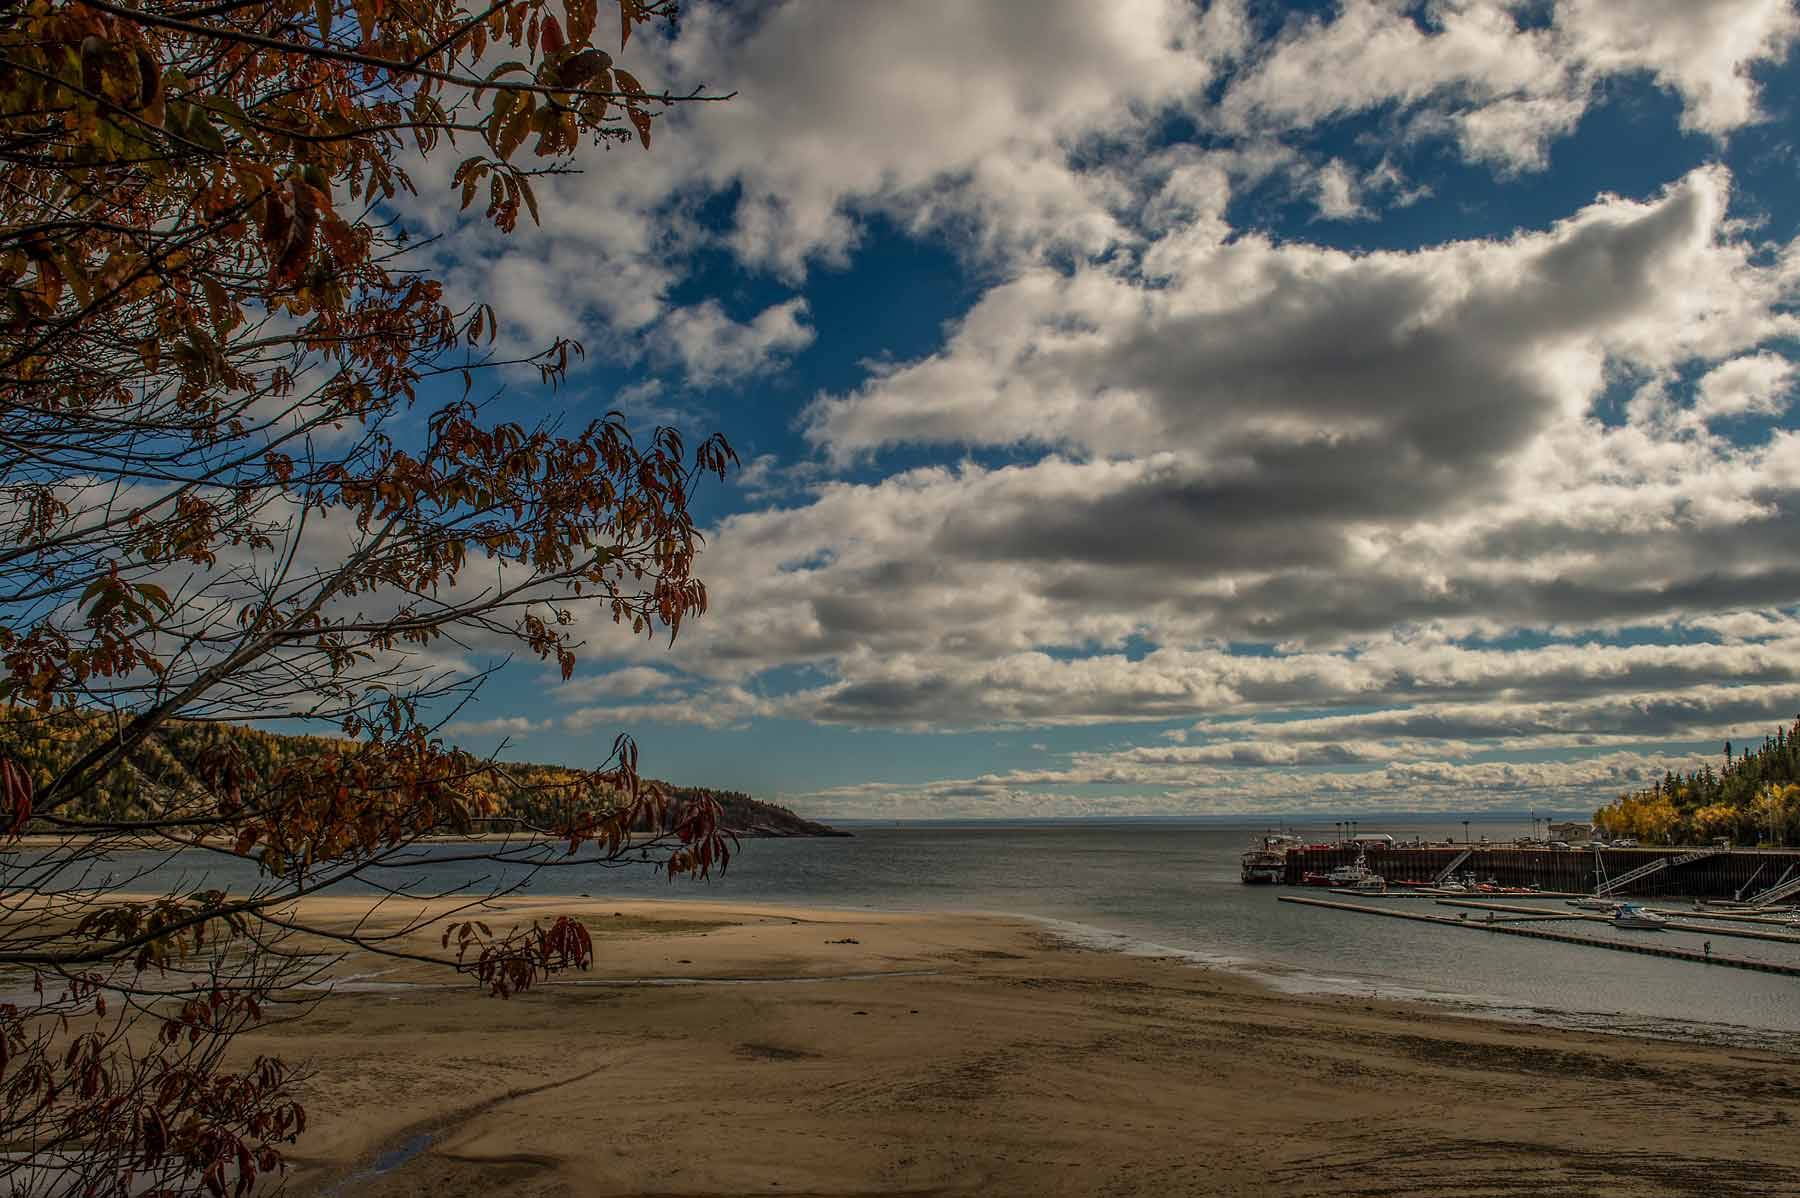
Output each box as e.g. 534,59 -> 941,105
822,810 -> 1589,826
1,819 -> 849,854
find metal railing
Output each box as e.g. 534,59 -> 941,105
1747,865 -> 1800,908
1593,847 -> 1724,896
1431,849 -> 1472,885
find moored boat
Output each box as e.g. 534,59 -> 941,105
1239,832 -> 1301,884
1240,849 -> 1286,884
1610,903 -> 1668,930
1301,848 -> 1387,894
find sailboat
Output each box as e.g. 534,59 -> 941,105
1570,846 -> 1622,911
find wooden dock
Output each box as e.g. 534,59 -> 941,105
1353,888 -> 1588,900
1656,906 -> 1800,927
1432,899 -> 1800,946
1277,895 -> 1800,976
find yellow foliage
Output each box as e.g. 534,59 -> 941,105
1594,791 -> 1683,845
1691,804 -> 1739,840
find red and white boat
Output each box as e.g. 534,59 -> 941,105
1301,848 -> 1386,894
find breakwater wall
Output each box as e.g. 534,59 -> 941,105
1283,845 -> 1800,899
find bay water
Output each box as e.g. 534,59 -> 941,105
22,819 -> 1800,1051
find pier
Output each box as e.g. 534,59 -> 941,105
1430,899 -> 1800,946
1284,844 -> 1800,898
1277,895 -> 1800,976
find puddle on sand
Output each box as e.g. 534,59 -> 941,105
318,1133 -> 433,1195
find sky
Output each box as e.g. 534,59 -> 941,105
403,0 -> 1800,822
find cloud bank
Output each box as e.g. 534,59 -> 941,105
409,0 -> 1800,818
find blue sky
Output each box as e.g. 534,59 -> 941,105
402,0 -> 1800,820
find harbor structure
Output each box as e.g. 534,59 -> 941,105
1279,843 -> 1800,899
1546,820 -> 1598,844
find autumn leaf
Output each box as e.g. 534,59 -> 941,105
0,1 -> 733,1192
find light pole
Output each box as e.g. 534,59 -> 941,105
1462,819 -> 1471,845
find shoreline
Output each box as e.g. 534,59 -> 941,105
200,894 -> 1800,1197
70,880 -> 1800,1054
1011,909 -> 1800,1055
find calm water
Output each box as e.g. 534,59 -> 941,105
20,821 -> 1800,1050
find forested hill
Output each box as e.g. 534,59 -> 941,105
1594,717 -> 1800,846
676,788 -> 847,838
0,712 -> 846,838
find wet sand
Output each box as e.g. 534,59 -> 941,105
243,896 -> 1800,1198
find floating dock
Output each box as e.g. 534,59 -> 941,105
1432,899 -> 1800,947
1655,906 -> 1800,927
1277,894 -> 1800,976
1353,887 -> 1588,900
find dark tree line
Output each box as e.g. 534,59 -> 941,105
2,709 -> 836,839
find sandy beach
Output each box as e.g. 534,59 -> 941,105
235,896 -> 1800,1198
